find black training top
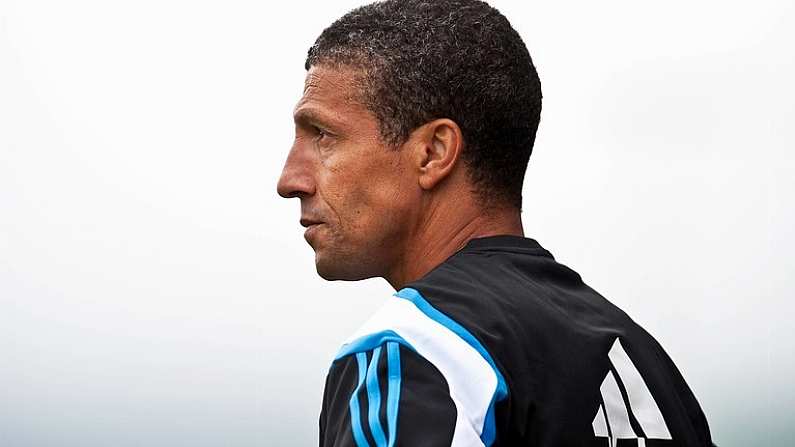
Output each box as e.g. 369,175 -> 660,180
319,235 -> 714,446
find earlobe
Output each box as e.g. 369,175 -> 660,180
417,119 -> 463,191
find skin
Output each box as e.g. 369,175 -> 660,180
277,64 -> 524,290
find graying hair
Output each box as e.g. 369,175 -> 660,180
306,0 -> 542,209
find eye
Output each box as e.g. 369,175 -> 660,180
314,126 -> 332,143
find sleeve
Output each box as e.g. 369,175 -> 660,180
319,342 -> 457,447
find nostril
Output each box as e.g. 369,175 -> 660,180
279,189 -> 300,199
276,176 -> 293,198
277,172 -> 314,199
276,180 -> 295,199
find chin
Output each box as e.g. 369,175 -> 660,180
314,253 -> 376,281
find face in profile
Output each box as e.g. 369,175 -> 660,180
277,65 -> 417,281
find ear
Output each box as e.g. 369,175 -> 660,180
412,118 -> 464,191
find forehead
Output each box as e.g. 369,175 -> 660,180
294,65 -> 371,124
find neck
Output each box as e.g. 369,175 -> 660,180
385,203 -> 524,290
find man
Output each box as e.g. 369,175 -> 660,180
277,0 -> 714,446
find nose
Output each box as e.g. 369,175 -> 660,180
277,142 -> 316,199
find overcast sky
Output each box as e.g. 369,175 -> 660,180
1,0 -> 793,445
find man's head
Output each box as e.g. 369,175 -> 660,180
278,0 -> 541,283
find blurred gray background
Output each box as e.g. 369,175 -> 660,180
1,0 -> 793,445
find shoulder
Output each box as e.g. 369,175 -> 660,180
325,288 -> 507,447
336,288 -> 507,401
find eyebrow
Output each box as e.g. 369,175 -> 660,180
293,107 -> 338,130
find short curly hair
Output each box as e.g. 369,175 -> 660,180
305,0 -> 542,209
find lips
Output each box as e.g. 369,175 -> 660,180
300,218 -> 323,228
302,220 -> 325,245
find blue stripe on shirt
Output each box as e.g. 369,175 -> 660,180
349,352 -> 370,447
385,342 -> 402,447
366,347 -> 387,447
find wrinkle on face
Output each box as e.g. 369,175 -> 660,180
287,63 -> 417,280
296,67 -> 369,136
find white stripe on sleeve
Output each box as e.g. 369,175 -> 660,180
345,297 -> 497,447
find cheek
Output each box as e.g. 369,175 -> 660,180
320,149 -> 412,240
360,171 -> 413,234
315,168 -> 370,238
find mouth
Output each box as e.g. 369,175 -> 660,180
300,218 -> 325,244
300,218 -> 323,228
